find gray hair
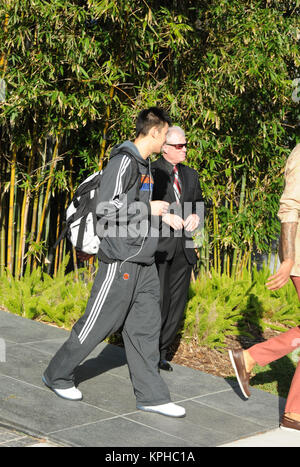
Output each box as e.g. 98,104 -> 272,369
165,126 -> 185,143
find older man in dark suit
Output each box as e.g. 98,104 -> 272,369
152,126 -> 204,371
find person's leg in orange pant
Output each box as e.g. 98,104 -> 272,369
243,275 -> 300,421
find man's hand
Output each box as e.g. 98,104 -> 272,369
184,214 -> 200,232
162,213 -> 184,230
150,200 -> 169,216
266,259 -> 294,291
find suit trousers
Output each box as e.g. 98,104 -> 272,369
44,261 -> 171,407
156,240 -> 192,360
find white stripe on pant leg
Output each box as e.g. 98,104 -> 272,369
79,262 -> 118,343
78,262 -> 117,344
78,263 -> 113,344
78,263 -> 117,344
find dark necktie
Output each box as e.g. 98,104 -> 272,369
173,165 -> 182,203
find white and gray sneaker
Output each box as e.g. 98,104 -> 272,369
42,375 -> 82,401
137,402 -> 186,418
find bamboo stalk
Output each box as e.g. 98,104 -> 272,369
54,203 -> 61,277
240,250 -> 249,279
72,247 -> 79,282
26,186 -> 39,273
212,196 -> 221,275
223,197 -> 228,276
14,189 -> 21,276
228,180 -> 234,277
0,12 -> 9,72
16,188 -> 26,278
7,146 -> 17,273
206,233 -> 210,274
98,85 -> 115,171
212,199 -> 217,271
231,250 -> 238,279
16,146 -> 35,278
33,134 -> 60,269
18,184 -> 31,277
45,199 -> 51,273
0,190 -> 6,276
248,246 -> 252,273
0,155 -> 6,275
231,172 -> 246,277
68,155 -> 79,281
59,234 -> 66,274
234,250 -> 242,279
33,140 -> 49,268
199,239 -> 205,275
227,253 -> 230,277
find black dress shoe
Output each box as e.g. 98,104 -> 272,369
159,360 -> 173,372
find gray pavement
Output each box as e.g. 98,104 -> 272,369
0,423 -> 60,447
1,309 -> 300,448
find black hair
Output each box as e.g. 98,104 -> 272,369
135,107 -> 172,137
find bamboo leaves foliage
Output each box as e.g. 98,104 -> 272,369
0,0 -> 299,277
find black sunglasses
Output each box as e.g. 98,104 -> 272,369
165,143 -> 188,150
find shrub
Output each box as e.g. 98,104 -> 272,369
183,265 -> 300,349
1,263 -> 299,350
0,259 -> 92,329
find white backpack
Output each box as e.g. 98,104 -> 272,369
54,152 -> 139,255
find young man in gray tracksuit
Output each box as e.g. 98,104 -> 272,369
43,107 -> 186,418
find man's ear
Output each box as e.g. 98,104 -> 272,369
149,125 -> 158,139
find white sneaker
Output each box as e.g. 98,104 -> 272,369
53,386 -> 83,401
42,375 -> 82,401
137,402 -> 186,418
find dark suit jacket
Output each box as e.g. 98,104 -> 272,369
151,157 -> 204,265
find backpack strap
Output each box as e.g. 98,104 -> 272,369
76,213 -> 88,251
72,171 -> 102,202
53,224 -> 68,249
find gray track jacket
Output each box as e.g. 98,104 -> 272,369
95,141 -> 159,266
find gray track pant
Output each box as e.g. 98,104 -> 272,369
44,261 -> 171,406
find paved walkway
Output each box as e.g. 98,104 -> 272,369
0,423 -> 60,447
0,309 -> 300,448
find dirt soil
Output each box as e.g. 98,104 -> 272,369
168,326 -> 283,378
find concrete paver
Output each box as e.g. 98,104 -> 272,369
0,310 -> 299,448
220,427 -> 300,447
0,424 -> 61,447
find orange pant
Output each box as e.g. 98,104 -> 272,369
248,276 -> 300,414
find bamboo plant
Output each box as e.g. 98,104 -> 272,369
0,0 -> 298,278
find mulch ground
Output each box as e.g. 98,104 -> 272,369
168,325 -> 283,378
